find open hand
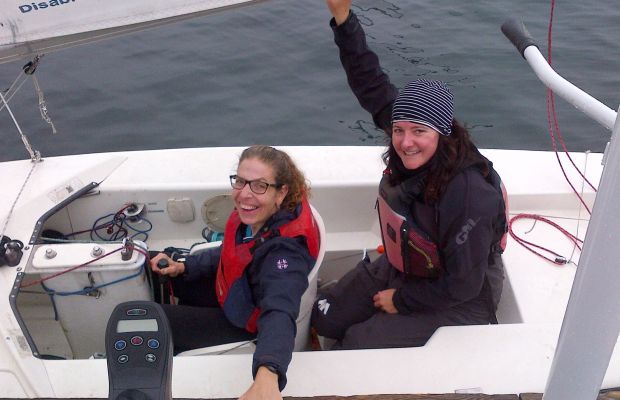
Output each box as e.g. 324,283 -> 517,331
326,0 -> 351,26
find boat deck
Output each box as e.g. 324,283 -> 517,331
1,147 -> 614,399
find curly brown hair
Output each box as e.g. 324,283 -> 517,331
382,119 -> 489,204
239,145 -> 310,212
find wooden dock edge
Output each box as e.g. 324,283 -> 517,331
4,391 -> 620,400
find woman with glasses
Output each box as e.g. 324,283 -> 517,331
311,0 -> 507,350
149,145 -> 320,400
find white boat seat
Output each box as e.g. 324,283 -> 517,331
178,204 -> 326,356
187,239 -> 221,255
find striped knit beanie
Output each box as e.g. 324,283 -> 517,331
391,79 -> 454,136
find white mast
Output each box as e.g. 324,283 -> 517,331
502,19 -> 620,400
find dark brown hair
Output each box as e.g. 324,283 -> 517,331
382,119 -> 489,204
239,145 -> 310,212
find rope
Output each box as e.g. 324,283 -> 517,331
508,213 -> 583,265
545,0 -> 597,216
44,265 -> 146,297
1,55 -> 55,161
20,246 -> 125,289
32,74 -> 57,134
19,242 -> 149,290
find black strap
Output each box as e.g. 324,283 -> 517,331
483,278 -> 499,324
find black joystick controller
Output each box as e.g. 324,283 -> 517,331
106,301 -> 172,400
157,259 -> 169,284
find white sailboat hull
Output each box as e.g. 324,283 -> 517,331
1,145 -> 617,398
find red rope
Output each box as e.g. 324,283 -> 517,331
547,91 -> 593,214
508,213 -> 583,265
21,246 -> 125,288
548,92 -> 597,192
545,0 -> 597,216
167,281 -> 176,305
21,243 -> 150,289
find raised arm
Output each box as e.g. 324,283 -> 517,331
327,0 -> 399,131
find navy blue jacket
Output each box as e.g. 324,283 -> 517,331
331,12 -> 505,316
182,207 -> 315,390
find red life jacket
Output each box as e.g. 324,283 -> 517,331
377,174 -> 443,279
215,198 -> 320,333
377,168 -> 508,279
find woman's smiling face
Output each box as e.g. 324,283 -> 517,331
391,121 -> 440,170
232,157 -> 288,235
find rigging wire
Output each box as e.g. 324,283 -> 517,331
0,70 -> 30,113
0,55 -> 54,162
0,90 -> 41,161
567,151 -> 589,264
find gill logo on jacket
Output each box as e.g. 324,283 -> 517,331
317,299 -> 330,315
455,218 -> 481,245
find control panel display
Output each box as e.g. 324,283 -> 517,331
117,318 -> 158,333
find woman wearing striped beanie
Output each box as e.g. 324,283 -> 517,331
312,0 -> 508,350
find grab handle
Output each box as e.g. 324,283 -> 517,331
500,18 -> 616,130
501,18 -> 538,58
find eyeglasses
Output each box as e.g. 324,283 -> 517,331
229,175 -> 281,194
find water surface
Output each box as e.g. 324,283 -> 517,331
1,0 -> 618,162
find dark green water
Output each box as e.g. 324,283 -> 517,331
1,0 -> 618,162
